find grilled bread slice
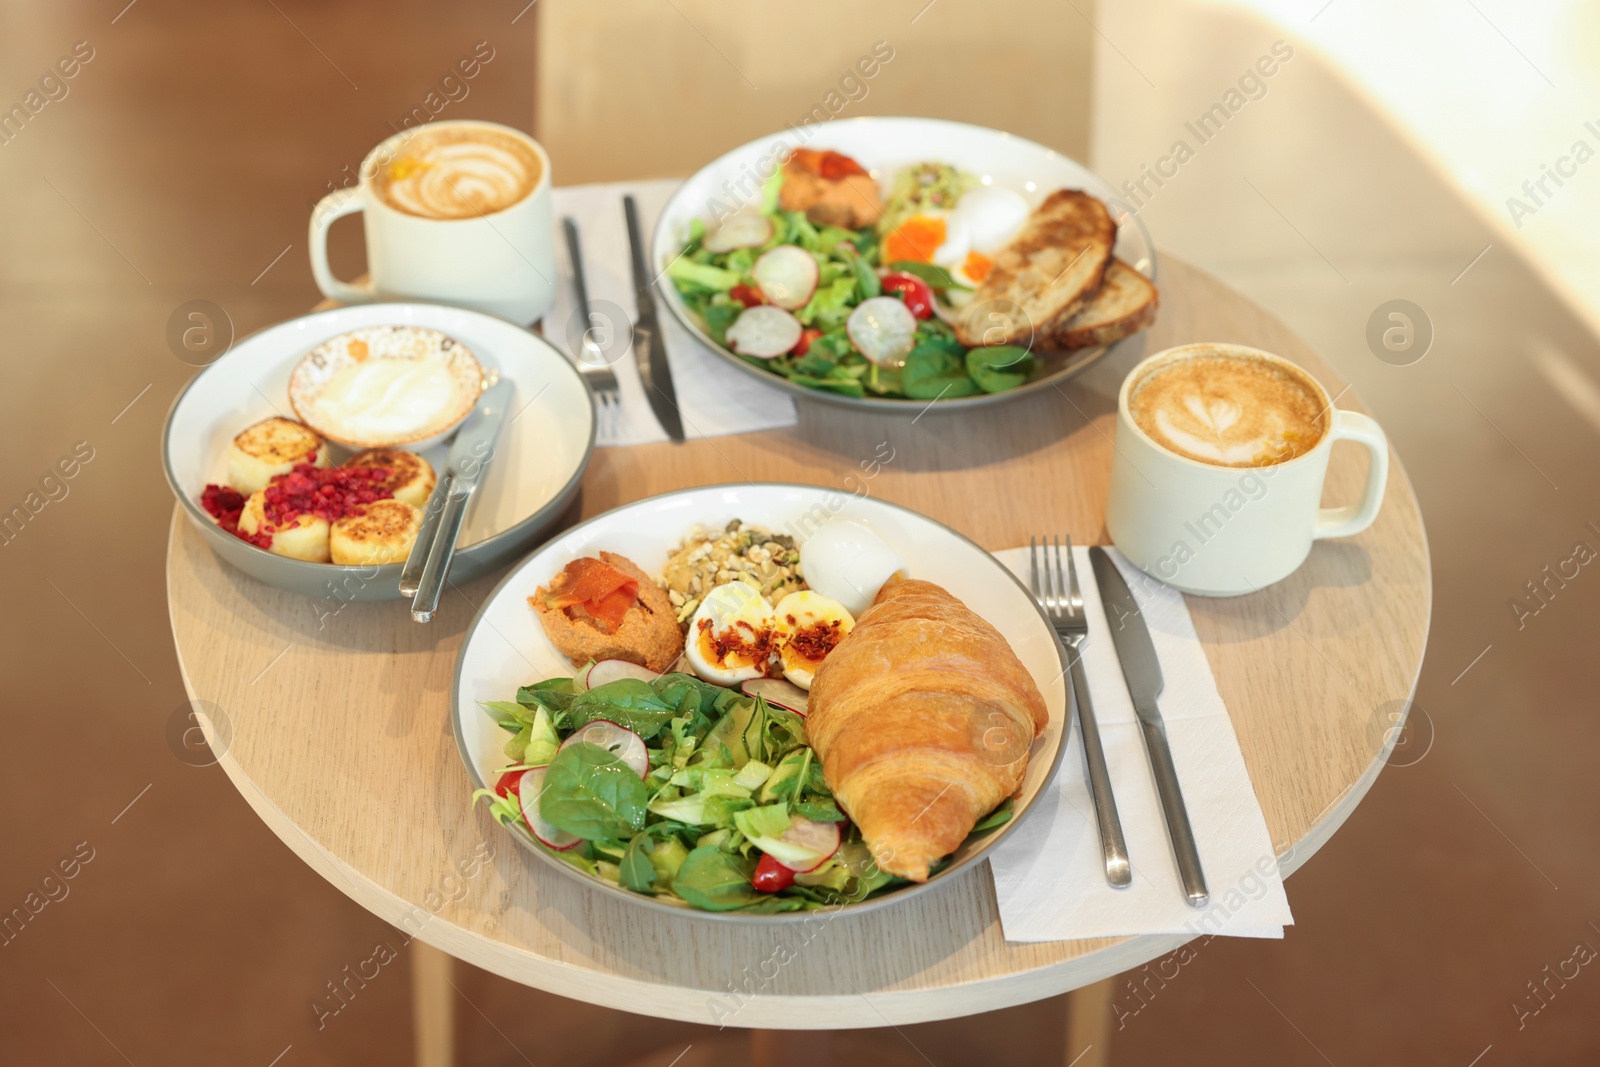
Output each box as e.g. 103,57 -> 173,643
237,489 -> 332,562
227,417 -> 330,494
952,189 -> 1115,348
1045,259 -> 1158,349
330,499 -> 423,566
344,448 -> 437,508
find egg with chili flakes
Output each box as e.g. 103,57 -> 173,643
685,582 -> 777,685
771,591 -> 854,690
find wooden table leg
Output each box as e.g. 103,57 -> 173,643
749,1029 -> 831,1066
412,941 -> 455,1067
1064,978 -> 1114,1066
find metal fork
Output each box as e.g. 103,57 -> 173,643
562,216 -> 620,409
1030,535 -> 1132,888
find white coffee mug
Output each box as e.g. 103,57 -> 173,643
1106,343 -> 1389,597
309,120 -> 555,325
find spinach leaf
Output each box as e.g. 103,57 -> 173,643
670,846 -> 763,911
620,834 -> 656,893
968,798 -> 1015,835
965,345 -> 1035,394
539,742 -> 649,840
568,679 -> 677,739
887,260 -> 972,291
704,302 -> 742,346
902,337 -> 980,400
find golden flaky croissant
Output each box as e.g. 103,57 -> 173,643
806,577 -> 1049,882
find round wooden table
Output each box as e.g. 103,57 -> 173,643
166,257 -> 1430,1041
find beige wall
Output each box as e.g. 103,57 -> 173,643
535,0 -> 1093,183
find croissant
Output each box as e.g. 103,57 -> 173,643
806,577 -> 1049,882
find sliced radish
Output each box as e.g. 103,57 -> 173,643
847,296 -> 918,367
724,306 -> 803,359
741,678 -> 810,717
518,767 -> 581,850
561,719 -> 649,778
777,816 -> 842,873
752,245 -> 819,310
581,659 -> 661,689
702,214 -> 774,253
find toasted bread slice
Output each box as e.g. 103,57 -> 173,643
227,417 -> 330,494
1045,259 -> 1158,349
344,448 -> 437,508
952,189 -> 1115,348
330,499 -> 423,566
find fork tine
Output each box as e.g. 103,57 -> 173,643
1048,534 -> 1063,618
1063,534 -> 1082,614
1029,536 -> 1042,608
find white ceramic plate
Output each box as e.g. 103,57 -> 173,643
163,302 -> 594,600
652,116 -> 1157,414
451,483 -> 1070,921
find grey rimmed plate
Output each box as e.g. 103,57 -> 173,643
451,483 -> 1070,922
162,302 -> 594,600
651,116 -> 1157,415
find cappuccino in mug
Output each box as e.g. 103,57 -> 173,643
309,120 -> 555,324
1128,350 -> 1327,468
371,126 -> 543,220
1107,343 -> 1390,596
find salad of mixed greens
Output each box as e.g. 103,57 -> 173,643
666,165 -> 1036,401
473,662 -> 1013,913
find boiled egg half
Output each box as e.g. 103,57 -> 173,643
772,591 -> 855,690
798,520 -> 905,617
685,582 -> 776,685
948,187 -> 1031,288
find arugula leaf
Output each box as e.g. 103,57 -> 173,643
793,798 -> 845,823
787,374 -> 866,398
539,742 -> 649,840
840,244 -> 881,300
670,846 -> 763,911
965,345 -> 1035,394
620,834 -> 656,893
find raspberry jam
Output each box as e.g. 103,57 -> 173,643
200,463 -> 394,550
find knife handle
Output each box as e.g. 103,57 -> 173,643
1067,639 -> 1131,888
410,490 -> 470,623
1138,717 -> 1209,906
399,474 -> 453,598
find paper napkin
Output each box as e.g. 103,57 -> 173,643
546,180 -> 798,447
986,545 -> 1294,941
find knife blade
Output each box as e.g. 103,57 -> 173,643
622,194 -> 686,443
407,380 -> 513,622
1090,546 -> 1210,907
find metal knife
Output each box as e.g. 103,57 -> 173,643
622,194 -> 686,443
407,380 -> 513,623
1090,547 -> 1210,907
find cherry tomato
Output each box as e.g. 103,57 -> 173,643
880,271 -> 935,320
752,852 -> 797,892
494,770 -> 524,799
730,283 -> 765,308
793,327 -> 822,357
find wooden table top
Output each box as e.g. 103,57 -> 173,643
165,256 -> 1431,1028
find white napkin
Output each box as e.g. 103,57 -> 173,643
546,180 -> 798,447
986,546 -> 1293,941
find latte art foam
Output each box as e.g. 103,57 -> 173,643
373,127 -> 540,220
1129,352 -> 1327,467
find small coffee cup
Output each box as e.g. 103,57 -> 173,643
1106,342 -> 1389,597
309,120 -> 555,325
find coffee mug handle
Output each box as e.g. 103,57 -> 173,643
1314,409 -> 1389,539
308,189 -> 376,305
